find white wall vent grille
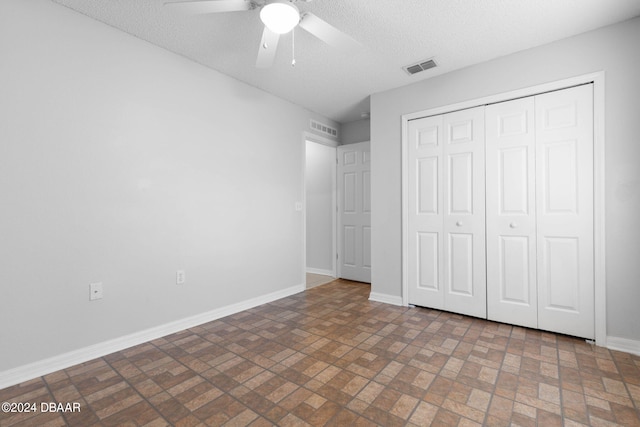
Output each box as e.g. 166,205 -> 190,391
310,119 -> 338,138
403,58 -> 437,75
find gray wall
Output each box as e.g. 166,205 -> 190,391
341,118 -> 371,145
0,0 -> 337,372
305,141 -> 335,274
371,17 -> 640,342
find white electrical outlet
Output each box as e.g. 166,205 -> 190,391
176,270 -> 186,285
90,282 -> 103,301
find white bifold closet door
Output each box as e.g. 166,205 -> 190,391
407,106 -> 486,318
486,84 -> 594,339
486,97 -> 538,328
535,85 -> 594,339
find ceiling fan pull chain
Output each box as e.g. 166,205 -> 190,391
291,28 -> 296,67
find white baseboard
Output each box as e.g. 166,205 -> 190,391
306,268 -> 334,276
606,336 -> 640,356
369,292 -> 403,306
0,283 -> 305,390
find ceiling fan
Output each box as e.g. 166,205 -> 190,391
164,0 -> 361,68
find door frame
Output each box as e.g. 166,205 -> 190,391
401,71 -> 606,345
302,132 -> 338,283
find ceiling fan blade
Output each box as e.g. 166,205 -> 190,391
256,26 -> 280,68
164,0 -> 251,14
298,12 -> 361,55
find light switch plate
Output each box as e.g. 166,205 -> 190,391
176,270 -> 186,285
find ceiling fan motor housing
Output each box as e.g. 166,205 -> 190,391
260,0 -> 300,34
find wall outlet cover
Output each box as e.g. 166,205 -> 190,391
90,282 -> 103,301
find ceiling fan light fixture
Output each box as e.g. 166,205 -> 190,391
260,1 -> 300,34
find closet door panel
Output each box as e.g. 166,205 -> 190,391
443,107 -> 486,318
499,236 -> 532,302
486,97 -> 538,328
407,115 -> 445,309
418,232 -> 439,290
536,85 -> 594,339
448,232 -> 474,295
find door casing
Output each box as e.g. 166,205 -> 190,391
302,133 -> 338,283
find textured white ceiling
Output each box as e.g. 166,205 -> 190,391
51,0 -> 640,123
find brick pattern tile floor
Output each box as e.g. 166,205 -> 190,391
1,280 -> 639,426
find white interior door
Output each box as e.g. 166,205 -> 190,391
337,141 -> 371,283
486,97 -> 538,328
443,107 -> 486,318
407,115 -> 445,309
407,107 -> 486,318
536,85 -> 594,339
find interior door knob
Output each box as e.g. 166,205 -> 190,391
510,222 -> 517,228
456,221 -> 463,227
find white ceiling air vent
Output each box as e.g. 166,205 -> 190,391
310,119 -> 338,138
403,58 -> 437,76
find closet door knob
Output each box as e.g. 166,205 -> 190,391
456,221 -> 463,227
510,222 -> 517,228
